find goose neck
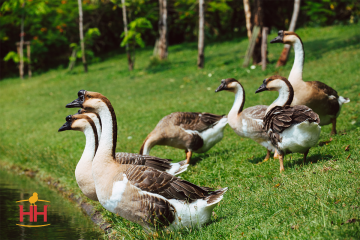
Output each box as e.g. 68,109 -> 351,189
288,37 -> 304,83
80,125 -> 97,163
94,101 -> 117,161
266,82 -> 294,113
229,84 -> 245,118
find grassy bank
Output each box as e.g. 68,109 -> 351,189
1,24 -> 360,239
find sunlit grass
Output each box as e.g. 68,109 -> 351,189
0,23 -> 359,239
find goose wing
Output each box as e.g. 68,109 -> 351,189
125,165 -> 212,202
115,152 -> 172,172
310,81 -> 338,98
174,112 -> 225,132
264,105 -> 320,146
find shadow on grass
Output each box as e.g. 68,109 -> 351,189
284,154 -> 333,169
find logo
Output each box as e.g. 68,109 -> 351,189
16,192 -> 51,227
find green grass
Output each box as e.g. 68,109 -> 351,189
1,23 -> 360,239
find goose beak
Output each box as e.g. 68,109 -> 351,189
270,35 -> 283,43
215,83 -> 226,93
58,121 -> 72,132
66,98 -> 83,108
255,83 -> 268,93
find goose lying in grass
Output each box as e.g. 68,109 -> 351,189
66,90 -> 228,230
215,78 -> 277,161
255,75 -> 321,172
139,112 -> 228,164
77,109 -> 188,175
270,31 -> 350,135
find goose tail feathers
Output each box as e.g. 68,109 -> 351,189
206,187 -> 228,206
167,160 -> 189,176
338,96 -> 350,106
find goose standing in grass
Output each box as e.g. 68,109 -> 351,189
66,90 -> 228,230
215,78 -> 277,161
139,112 -> 228,164
77,109 -> 188,175
58,113 -> 187,201
270,30 -> 350,135
255,75 -> 321,172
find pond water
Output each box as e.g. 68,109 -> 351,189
0,168 -> 103,240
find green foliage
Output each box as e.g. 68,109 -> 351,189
3,51 -> 19,63
0,24 -> 359,238
120,17 -> 152,48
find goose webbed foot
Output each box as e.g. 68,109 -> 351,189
263,149 -> 271,162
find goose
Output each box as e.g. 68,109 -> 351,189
77,109 -> 188,175
270,30 -> 350,135
215,78 -> 277,161
139,112 -> 228,164
255,75 -> 321,172
65,90 -> 228,230
58,114 -> 99,201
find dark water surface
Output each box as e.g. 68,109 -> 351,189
0,168 -> 103,240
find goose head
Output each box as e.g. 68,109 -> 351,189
215,78 -> 241,93
66,90 -> 108,112
58,114 -> 92,132
270,30 -> 300,45
255,75 -> 293,93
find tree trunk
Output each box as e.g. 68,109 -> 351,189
276,0 -> 301,67
121,0 -> 133,71
261,27 -> 268,71
252,0 -> 263,65
27,43 -> 32,78
78,0 -> 88,73
158,0 -> 168,60
197,0 -> 205,69
68,49 -> 77,71
243,0 -> 252,39
19,2 -> 25,79
242,25 -> 260,67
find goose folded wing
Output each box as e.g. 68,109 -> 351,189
310,81 -> 339,98
125,165 -> 210,202
175,112 -> 225,132
116,152 -> 172,172
264,105 -> 320,134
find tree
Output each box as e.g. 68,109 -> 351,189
120,0 -> 133,70
276,0 -> 301,67
158,0 -> 168,60
243,0 -> 251,39
121,18 -> 152,69
197,0 -> 205,69
252,0 -> 264,65
78,0 -> 88,73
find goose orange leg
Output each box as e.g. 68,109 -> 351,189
274,149 -> 280,159
263,149 -> 271,162
185,150 -> 192,164
331,118 -> 337,135
279,154 -> 285,172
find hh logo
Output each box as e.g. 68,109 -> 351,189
16,192 -> 51,227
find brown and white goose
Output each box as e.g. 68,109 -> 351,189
270,31 -> 350,134
215,78 -> 277,161
139,112 -> 228,164
66,90 -> 228,230
255,75 -> 321,172
58,114 -> 99,201
77,109 -> 188,175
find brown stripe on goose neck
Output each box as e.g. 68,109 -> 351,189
100,97 -> 117,159
93,112 -> 102,129
285,31 -> 305,66
268,75 -> 294,106
237,81 -> 245,115
87,117 -> 99,154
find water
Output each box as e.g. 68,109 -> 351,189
0,168 -> 103,240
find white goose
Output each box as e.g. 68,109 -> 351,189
77,109 -> 188,175
140,112 -> 228,164
66,90 -> 228,230
255,75 -> 321,172
215,78 -> 277,161
270,31 -> 350,134
58,114 -> 99,201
